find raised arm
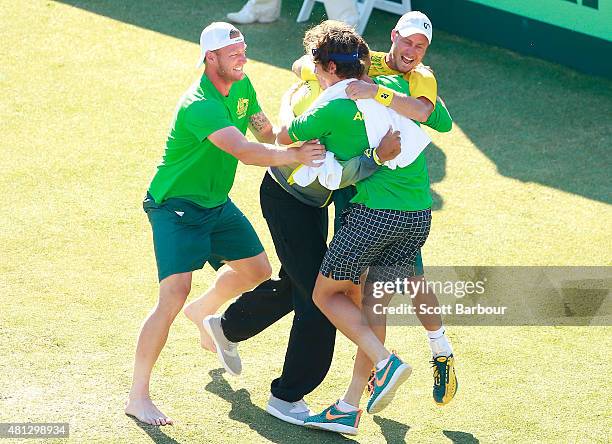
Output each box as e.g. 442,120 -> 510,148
345,80 -> 433,122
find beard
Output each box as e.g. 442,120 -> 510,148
217,61 -> 244,82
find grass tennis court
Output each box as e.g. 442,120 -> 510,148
1,0 -> 610,442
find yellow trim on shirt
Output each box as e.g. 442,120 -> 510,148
405,64 -> 437,106
368,51 -> 401,77
287,164 -> 304,185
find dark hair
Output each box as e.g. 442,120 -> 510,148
304,21 -> 370,79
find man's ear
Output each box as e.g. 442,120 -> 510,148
205,51 -> 216,64
391,29 -> 397,43
328,60 -> 337,75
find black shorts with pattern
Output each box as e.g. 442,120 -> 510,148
320,204 -> 431,284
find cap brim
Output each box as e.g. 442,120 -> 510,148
396,26 -> 431,43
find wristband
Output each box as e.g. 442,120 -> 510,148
374,86 -> 394,107
372,148 -> 384,166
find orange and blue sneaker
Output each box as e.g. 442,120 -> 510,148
366,353 -> 412,414
303,402 -> 362,436
432,354 -> 458,405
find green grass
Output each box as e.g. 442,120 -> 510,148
1,1 -> 611,442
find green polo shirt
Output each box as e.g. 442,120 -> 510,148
148,73 -> 261,208
288,75 -> 432,211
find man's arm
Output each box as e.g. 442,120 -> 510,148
276,126 -> 294,146
248,111 -> 275,143
345,80 -> 433,122
423,96 -> 453,133
208,126 -> 324,167
389,95 -> 434,122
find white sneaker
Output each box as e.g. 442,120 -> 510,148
203,314 -> 242,376
227,0 -> 280,24
266,394 -> 313,426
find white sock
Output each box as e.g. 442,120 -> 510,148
375,356 -> 390,370
336,399 -> 359,412
427,326 -> 453,357
427,326 -> 445,340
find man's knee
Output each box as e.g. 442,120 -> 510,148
158,273 -> 191,317
241,254 -> 273,286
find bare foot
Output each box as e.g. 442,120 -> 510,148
183,302 -> 215,352
125,397 -> 174,426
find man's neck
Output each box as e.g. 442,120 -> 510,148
204,68 -> 233,97
384,53 -> 398,72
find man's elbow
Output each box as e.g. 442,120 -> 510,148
277,130 -> 293,146
417,112 -> 430,123
417,105 -> 434,123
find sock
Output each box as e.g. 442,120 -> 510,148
427,326 -> 453,357
336,399 -> 359,412
375,356 -> 390,371
427,326 -> 445,340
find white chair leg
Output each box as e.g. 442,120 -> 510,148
297,0 -> 316,23
357,0 -> 376,35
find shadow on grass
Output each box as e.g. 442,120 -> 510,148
426,32 -> 612,205
205,368 -> 357,444
127,415 -> 182,444
426,144 -> 447,210
373,415 -> 411,443
443,430 -> 480,443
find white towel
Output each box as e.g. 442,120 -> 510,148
292,151 -> 343,189
310,79 -> 431,170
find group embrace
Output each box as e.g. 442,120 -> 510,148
126,11 -> 458,437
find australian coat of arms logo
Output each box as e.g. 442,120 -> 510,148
236,98 -> 249,119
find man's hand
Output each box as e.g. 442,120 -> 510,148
376,128 -> 401,162
345,80 -> 378,101
293,140 -> 326,166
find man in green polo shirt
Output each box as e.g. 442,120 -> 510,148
125,22 -> 324,426
276,26 -> 437,428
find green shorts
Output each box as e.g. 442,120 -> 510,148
143,193 -> 264,282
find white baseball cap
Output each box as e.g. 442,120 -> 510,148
196,22 -> 245,68
395,11 -> 433,43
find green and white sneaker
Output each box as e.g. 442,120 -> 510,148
304,402 -> 362,436
366,353 -> 412,414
